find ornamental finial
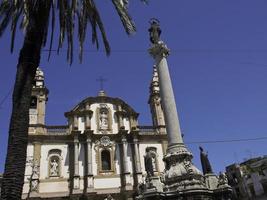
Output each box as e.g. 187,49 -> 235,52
148,18 -> 161,44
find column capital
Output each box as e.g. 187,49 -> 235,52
148,41 -> 170,59
121,136 -> 127,143
133,137 -> 139,143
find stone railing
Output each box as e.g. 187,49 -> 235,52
138,125 -> 156,135
46,125 -> 69,135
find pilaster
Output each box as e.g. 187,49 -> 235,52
116,105 -> 125,130
85,132 -> 94,192
73,115 -> 78,130
133,137 -> 143,184
84,110 -> 93,130
121,134 -> 132,189
73,131 -> 80,192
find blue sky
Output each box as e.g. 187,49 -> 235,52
1,0 -> 267,173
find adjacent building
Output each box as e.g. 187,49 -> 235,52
226,156 -> 267,199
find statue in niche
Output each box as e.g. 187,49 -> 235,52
144,148 -> 154,177
199,146 -> 213,175
99,108 -> 109,130
50,159 -> 59,176
148,18 -> 161,44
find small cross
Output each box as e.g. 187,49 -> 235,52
96,76 -> 107,91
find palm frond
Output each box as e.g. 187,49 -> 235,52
112,0 -> 136,34
10,3 -> 23,53
0,0 -> 143,64
48,0 -> 55,60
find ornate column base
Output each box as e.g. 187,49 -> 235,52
205,174 -> 219,190
86,175 -> 94,193
162,144 -> 207,193
124,172 -> 133,190
73,175 -> 80,192
136,172 -> 143,185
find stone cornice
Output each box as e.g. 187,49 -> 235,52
28,131 -> 168,143
31,86 -> 49,96
64,110 -> 93,118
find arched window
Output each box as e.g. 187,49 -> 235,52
48,149 -> 61,177
101,150 -> 111,171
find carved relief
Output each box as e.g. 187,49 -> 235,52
183,157 -> 194,175
31,180 -> 39,191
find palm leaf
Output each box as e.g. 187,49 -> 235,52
0,0 -> 144,63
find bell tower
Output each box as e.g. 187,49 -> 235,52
148,66 -> 166,134
29,67 -> 49,125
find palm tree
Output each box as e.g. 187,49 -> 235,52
0,1 -> 143,199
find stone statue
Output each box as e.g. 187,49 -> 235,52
50,159 -> 59,176
148,18 -> 161,44
144,149 -> 154,177
99,108 -> 108,130
218,172 -> 228,186
199,146 -> 213,174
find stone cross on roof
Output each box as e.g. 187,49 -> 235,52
96,76 -> 107,91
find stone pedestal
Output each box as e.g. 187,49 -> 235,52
125,172 -> 133,190
73,176 -> 80,191
205,174 -> 219,190
86,175 -> 94,193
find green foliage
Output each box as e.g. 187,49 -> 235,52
0,0 -> 137,64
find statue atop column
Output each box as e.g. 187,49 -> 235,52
144,148 -> 154,177
148,18 -> 162,44
199,146 -> 213,174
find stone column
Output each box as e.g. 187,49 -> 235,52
73,115 -> 78,130
133,137 -> 142,184
37,97 -> 46,124
86,135 -> 94,192
148,20 -> 206,194
85,115 -> 91,130
122,137 -> 129,173
73,134 -> 80,191
84,109 -> 93,130
121,136 -> 131,188
149,43 -> 184,153
117,105 -> 125,130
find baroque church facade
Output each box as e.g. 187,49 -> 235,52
22,67 -> 168,199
